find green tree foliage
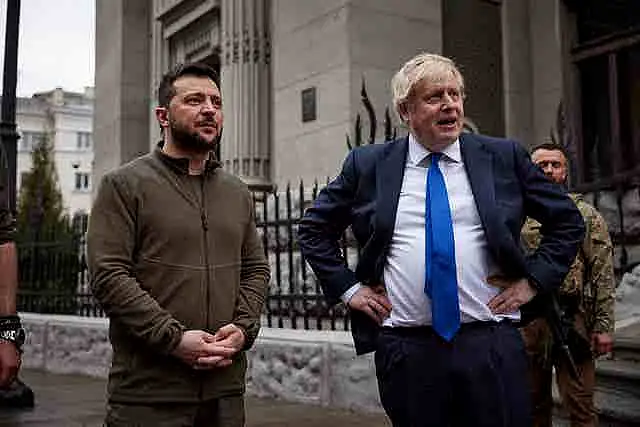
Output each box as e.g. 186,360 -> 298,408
17,137 -> 68,235
16,136 -> 80,313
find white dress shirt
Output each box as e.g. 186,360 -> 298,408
343,134 -> 520,326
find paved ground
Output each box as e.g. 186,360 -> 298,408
3,356 -> 637,427
0,370 -> 391,427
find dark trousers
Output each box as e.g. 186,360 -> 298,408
375,321 -> 532,427
104,395 -> 245,427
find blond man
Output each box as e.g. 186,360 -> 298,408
299,53 -> 585,427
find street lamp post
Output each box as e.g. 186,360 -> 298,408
0,0 -> 20,214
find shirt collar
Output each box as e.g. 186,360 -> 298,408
154,141 -> 221,175
407,133 -> 462,166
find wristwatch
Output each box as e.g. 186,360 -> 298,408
0,326 -> 26,352
0,316 -> 26,352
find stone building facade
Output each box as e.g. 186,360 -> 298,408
94,0 -> 639,193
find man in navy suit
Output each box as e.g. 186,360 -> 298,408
298,53 -> 585,427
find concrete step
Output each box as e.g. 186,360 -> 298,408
597,359 -> 640,390
594,359 -> 640,425
613,337 -> 640,363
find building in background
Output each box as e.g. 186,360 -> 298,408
94,0 -> 638,189
94,0 -> 639,271
17,87 -> 94,216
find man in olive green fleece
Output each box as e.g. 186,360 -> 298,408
88,63 -> 270,427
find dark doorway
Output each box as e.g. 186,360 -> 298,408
571,1 -> 640,186
569,0 -> 640,276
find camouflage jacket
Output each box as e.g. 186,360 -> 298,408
521,194 -> 615,334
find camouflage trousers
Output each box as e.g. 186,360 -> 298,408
521,317 -> 597,427
104,395 -> 245,427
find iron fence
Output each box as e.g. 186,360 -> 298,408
252,182 -> 356,331
18,291 -> 103,317
16,182 -> 359,331
16,178 -> 640,330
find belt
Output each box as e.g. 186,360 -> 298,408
381,320 -> 513,338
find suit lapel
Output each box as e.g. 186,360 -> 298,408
375,137 -> 408,241
460,133 -> 499,240
352,140 -> 406,351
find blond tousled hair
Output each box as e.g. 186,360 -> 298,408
391,53 -> 465,122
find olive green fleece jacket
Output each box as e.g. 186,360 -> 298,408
87,147 -> 270,403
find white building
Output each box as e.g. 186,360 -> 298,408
17,87 -> 94,216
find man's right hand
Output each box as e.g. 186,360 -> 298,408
172,330 -> 235,369
347,285 -> 392,325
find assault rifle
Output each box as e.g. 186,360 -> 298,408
544,292 -> 581,381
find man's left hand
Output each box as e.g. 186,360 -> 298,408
487,276 -> 537,314
0,341 -> 20,388
591,332 -> 613,356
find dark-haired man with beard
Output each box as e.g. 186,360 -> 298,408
88,63 -> 270,427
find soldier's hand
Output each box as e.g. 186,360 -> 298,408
0,341 -> 20,388
591,332 -> 613,356
487,276 -> 537,314
348,284 -> 392,325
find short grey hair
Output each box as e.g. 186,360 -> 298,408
391,53 -> 465,122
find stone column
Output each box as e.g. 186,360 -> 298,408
220,0 -> 272,188
94,0 -> 152,191
149,1 -> 168,150
501,0 -> 535,147
529,0 -> 564,147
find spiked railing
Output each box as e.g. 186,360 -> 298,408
346,79 -> 397,150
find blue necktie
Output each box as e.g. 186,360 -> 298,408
425,153 -> 460,341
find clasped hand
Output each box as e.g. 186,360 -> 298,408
172,323 -> 245,370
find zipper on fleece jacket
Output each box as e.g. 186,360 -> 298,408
199,174 -> 210,401
200,175 -> 210,327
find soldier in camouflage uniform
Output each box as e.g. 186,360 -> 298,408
521,143 -> 615,427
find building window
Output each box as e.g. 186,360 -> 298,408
72,211 -> 89,234
74,172 -> 90,191
77,132 -> 92,150
301,87 -> 317,123
576,0 -> 637,44
573,25 -> 640,185
19,131 -> 46,151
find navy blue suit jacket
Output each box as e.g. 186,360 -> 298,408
298,133 -> 585,354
